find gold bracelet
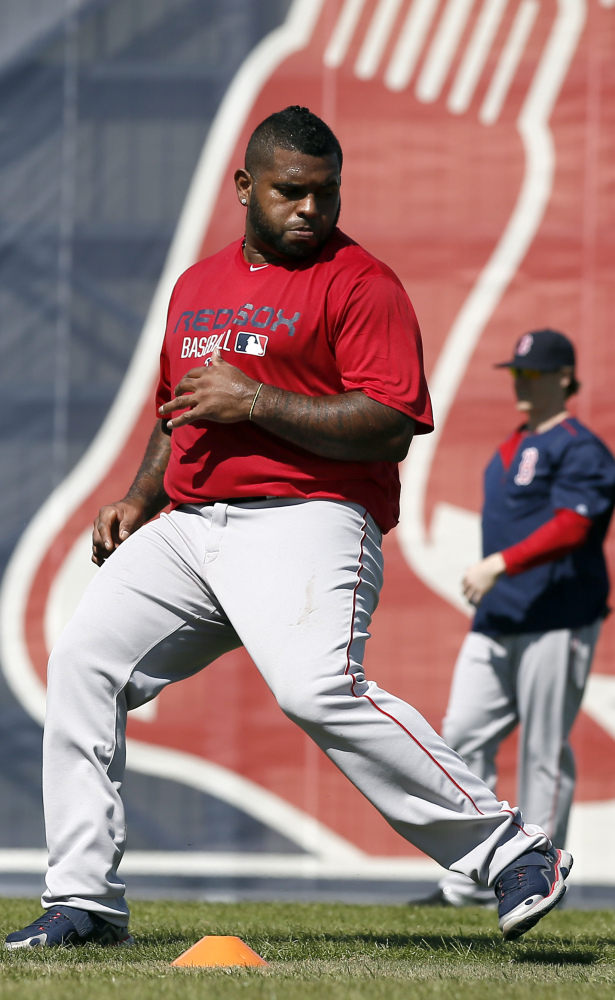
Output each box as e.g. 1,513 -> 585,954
249,382 -> 264,421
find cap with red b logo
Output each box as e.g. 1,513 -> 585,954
495,328 -> 576,371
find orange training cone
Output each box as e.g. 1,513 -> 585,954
171,935 -> 268,968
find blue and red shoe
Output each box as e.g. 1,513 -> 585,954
496,845 -> 572,941
5,906 -> 133,949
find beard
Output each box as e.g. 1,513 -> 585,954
247,197 -> 341,261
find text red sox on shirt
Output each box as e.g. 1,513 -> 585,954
175,300 -> 301,363
156,230 -> 433,533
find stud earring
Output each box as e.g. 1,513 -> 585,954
241,198 -> 247,205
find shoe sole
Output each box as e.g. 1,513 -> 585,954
5,932 -> 134,950
500,850 -> 573,942
5,937 -> 76,950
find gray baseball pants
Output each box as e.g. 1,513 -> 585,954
437,622 -> 599,902
42,499 -> 548,923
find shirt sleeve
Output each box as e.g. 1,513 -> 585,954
155,348 -> 171,415
551,437 -> 615,519
155,278 -> 182,416
502,507 -> 592,576
331,275 -> 434,433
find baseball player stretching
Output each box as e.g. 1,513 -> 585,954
8,110 -> 571,949
430,330 -> 615,907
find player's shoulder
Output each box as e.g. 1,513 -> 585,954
554,417 -> 610,448
175,238 -> 242,288
550,417 -> 615,464
318,229 -> 405,288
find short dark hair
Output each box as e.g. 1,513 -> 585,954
245,106 -> 343,175
565,373 -> 581,398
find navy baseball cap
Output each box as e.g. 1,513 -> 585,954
495,328 -> 576,371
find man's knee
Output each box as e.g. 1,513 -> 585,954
273,672 -> 349,728
442,712 -> 467,753
47,619 -> 115,697
48,628 -> 85,689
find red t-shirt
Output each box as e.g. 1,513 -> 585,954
156,229 -> 433,533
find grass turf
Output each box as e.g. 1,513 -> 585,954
1,899 -> 614,999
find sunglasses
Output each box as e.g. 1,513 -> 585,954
509,367 -> 544,380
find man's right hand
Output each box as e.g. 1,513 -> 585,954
92,499 -> 147,565
91,421 -> 171,565
462,552 -> 506,606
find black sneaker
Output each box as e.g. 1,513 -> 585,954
414,888 -> 458,907
5,906 -> 134,950
495,845 -> 572,941
414,886 -> 497,909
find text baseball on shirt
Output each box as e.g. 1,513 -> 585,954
174,303 -> 302,363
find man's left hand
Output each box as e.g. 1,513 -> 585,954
462,552 -> 506,606
159,349 -> 258,428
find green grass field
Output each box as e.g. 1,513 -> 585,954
1,899 -> 614,999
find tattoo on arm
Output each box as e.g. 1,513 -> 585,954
125,421 -> 172,517
252,387 -> 414,462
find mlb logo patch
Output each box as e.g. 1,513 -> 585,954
235,332 -> 268,356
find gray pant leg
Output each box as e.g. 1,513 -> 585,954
439,621 -> 600,899
42,509 -> 239,922
205,501 -> 548,887
516,622 -> 600,846
442,632 -> 518,793
439,631 -> 518,901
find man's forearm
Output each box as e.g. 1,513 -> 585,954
124,421 -> 172,517
160,354 -> 417,460
252,386 -> 414,462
